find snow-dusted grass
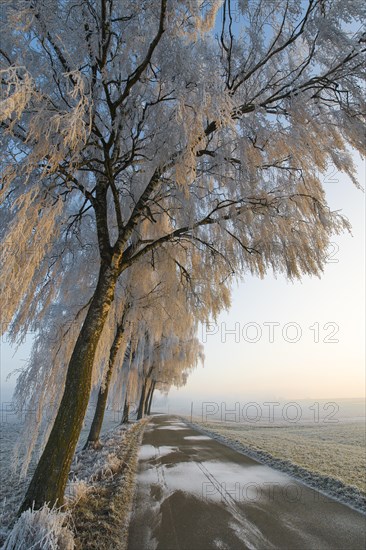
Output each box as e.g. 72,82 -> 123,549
2,505 -> 74,550
186,418 -> 366,512
70,419 -> 148,550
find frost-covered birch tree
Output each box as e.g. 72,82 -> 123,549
84,245 -> 213,447
11,225 -> 230,465
135,323 -> 204,419
0,0 -> 365,510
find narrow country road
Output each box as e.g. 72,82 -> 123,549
127,415 -> 365,550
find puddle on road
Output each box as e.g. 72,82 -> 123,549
156,425 -> 189,431
138,444 -> 179,461
137,457 -> 292,505
133,458 -> 280,550
184,435 -> 212,441
170,420 -> 187,428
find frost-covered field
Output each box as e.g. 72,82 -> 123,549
188,418 -> 366,511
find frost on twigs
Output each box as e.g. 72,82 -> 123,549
2,504 -> 74,550
0,67 -> 35,123
64,480 -> 93,508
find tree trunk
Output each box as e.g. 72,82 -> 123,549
143,379 -> 153,416
20,264 -> 119,513
137,378 -> 148,420
84,319 -> 127,448
137,366 -> 154,420
122,397 -> 130,424
147,381 -> 156,415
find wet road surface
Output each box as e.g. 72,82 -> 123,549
127,415 -> 365,550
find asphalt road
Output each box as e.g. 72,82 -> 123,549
127,415 -> 365,550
